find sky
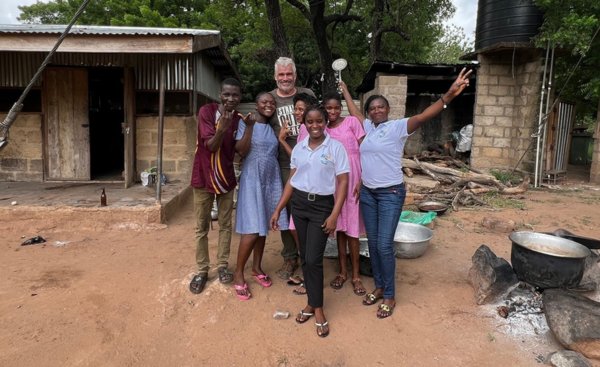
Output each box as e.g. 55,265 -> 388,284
1,0 -> 478,41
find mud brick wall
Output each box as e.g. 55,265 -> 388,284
0,113 -> 43,181
136,115 -> 197,182
471,51 -> 544,172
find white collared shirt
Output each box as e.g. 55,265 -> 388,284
290,133 -> 350,195
360,118 -> 410,188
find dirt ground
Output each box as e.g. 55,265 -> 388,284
1,180 -> 600,367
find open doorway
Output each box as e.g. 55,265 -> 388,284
88,67 -> 124,180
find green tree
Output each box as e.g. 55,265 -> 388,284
424,25 -> 474,64
534,0 -> 600,128
18,0 -> 459,99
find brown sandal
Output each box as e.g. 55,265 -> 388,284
352,279 -> 366,296
329,274 -> 347,290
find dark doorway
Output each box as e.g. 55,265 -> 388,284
88,68 -> 124,180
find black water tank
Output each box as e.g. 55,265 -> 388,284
475,0 -> 544,50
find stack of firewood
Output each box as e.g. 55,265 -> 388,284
402,153 -> 529,211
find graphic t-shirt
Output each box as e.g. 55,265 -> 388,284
269,87 -> 315,169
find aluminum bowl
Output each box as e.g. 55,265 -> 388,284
394,222 -> 433,259
417,201 -> 448,215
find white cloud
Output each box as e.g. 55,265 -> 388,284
445,0 -> 478,42
0,0 -> 46,25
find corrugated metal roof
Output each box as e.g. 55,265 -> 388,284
0,24 -> 220,36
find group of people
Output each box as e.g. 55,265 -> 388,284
189,56 -> 472,337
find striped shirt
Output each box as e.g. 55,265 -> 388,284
191,103 -> 240,194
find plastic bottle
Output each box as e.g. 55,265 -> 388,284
272,310 -> 290,319
100,188 -> 107,207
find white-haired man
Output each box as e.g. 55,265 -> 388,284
269,57 -> 316,280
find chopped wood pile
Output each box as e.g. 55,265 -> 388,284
403,153 -> 529,211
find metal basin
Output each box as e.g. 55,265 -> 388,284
394,222 -> 433,259
417,201 -> 448,215
509,231 -> 591,289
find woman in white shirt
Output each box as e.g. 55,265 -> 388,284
271,105 -> 349,338
357,68 -> 472,319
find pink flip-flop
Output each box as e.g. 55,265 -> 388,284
253,274 -> 272,288
234,283 -> 251,301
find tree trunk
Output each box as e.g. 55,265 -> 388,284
264,0 -> 291,58
308,1 -> 336,94
370,0 -> 385,61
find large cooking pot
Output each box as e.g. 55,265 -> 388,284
509,231 -> 591,289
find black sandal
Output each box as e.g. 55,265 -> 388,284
189,274 -> 207,294
218,268 -> 233,284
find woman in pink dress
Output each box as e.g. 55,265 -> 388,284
295,91 -> 366,295
321,91 -> 366,296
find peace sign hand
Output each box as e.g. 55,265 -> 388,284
446,68 -> 473,99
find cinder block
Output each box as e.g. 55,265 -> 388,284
475,116 -> 495,126
498,76 -> 517,86
495,116 -> 513,127
484,106 -> 504,116
29,159 -> 43,172
137,145 -> 157,159
481,147 -> 502,158
0,158 -> 27,171
497,96 -> 514,106
483,126 -> 504,137
492,138 -> 511,148
489,85 -> 511,96
162,145 -> 188,160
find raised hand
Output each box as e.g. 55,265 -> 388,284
241,111 -> 257,127
278,123 -> 289,142
217,110 -> 233,132
446,68 -> 473,99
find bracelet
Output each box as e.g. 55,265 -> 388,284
440,95 -> 448,109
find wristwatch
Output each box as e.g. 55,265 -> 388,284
440,95 -> 448,109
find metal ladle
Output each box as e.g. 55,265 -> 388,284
332,58 -> 347,93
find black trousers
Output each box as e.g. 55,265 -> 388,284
291,189 -> 334,308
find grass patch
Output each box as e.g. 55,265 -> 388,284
490,169 -> 522,185
482,192 -> 526,210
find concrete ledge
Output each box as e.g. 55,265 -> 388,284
0,181 -> 191,230
0,205 -> 166,231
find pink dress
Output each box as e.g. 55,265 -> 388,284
294,117 -> 365,238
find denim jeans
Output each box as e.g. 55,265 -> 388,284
359,183 -> 406,299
